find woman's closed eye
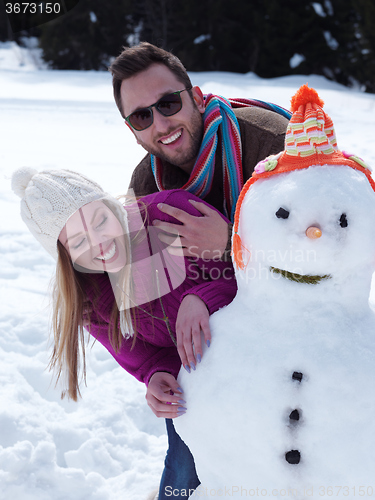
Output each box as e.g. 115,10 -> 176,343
73,236 -> 86,250
71,216 -> 108,250
96,216 -> 108,229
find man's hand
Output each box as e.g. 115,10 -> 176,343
146,372 -> 186,418
152,200 -> 228,259
176,294 -> 211,372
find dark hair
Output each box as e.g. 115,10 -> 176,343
109,42 -> 193,118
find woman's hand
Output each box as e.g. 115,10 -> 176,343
146,372 -> 186,418
176,294 -> 211,372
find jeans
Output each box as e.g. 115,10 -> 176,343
158,419 -> 200,499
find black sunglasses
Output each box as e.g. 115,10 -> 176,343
124,88 -> 191,131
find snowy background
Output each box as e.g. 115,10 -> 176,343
1,40 -> 375,499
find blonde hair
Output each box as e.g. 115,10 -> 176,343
50,234 -> 136,401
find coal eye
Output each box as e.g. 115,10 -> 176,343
339,213 -> 348,228
276,207 -> 290,219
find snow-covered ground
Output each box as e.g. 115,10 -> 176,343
1,41 -> 375,499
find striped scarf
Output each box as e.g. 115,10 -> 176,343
151,94 -> 291,222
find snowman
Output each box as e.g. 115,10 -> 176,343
174,85 -> 375,499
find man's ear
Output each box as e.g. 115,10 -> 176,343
191,86 -> 205,113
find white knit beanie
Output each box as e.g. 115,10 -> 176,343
11,167 -> 129,259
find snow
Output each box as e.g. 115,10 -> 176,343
1,42 -> 375,499
324,1 -> 334,16
193,34 -> 211,45
323,30 -> 339,50
290,53 -> 306,69
311,2 -> 326,17
0,39 -> 47,71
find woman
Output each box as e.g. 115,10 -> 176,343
12,167 -> 237,499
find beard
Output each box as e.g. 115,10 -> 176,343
137,105 -> 204,173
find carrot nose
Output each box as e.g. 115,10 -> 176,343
306,226 -> 322,239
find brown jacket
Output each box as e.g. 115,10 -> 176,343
128,106 -> 288,215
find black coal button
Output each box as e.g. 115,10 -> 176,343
285,450 -> 301,464
292,372 -> 303,382
289,409 -> 300,421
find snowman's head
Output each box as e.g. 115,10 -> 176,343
235,164 -> 375,286
232,86 -> 375,300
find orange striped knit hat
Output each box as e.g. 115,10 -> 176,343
232,84 -> 375,270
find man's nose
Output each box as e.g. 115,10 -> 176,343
152,108 -> 172,130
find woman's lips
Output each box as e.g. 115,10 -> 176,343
95,240 -> 117,263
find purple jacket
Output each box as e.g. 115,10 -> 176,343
85,190 -> 237,385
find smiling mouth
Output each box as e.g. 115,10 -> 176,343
160,129 -> 182,145
270,266 -> 331,285
96,241 -> 116,262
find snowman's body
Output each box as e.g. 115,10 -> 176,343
175,166 -> 375,498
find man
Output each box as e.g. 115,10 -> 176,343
109,42 -> 289,261
108,42 -> 289,500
